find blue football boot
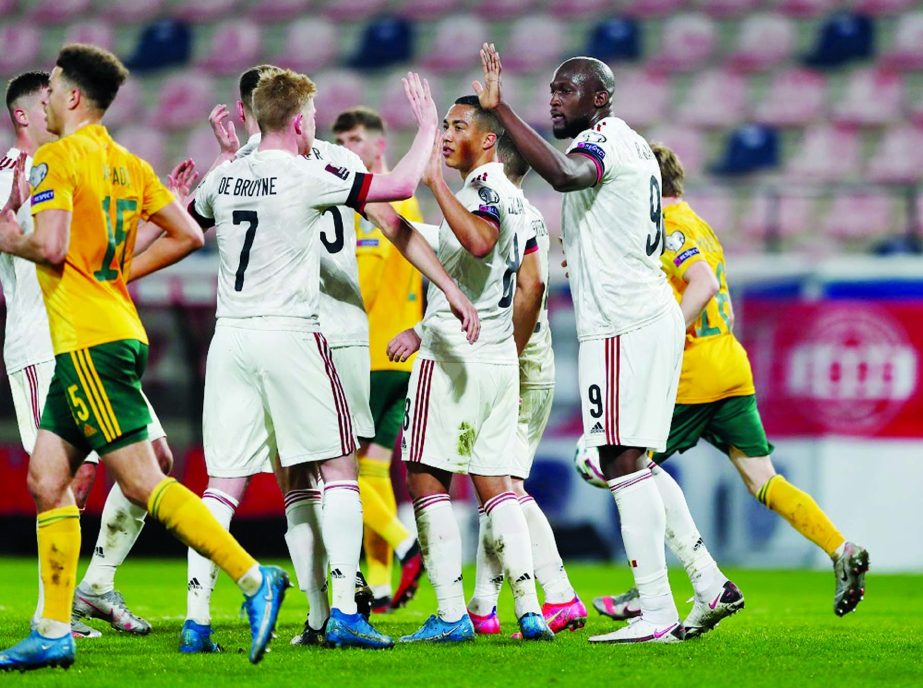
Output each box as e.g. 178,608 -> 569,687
241,565 -> 290,664
400,614 -> 475,644
0,629 -> 75,672
325,608 -> 394,649
517,612 -> 555,641
179,620 -> 222,653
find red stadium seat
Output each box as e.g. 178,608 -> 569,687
910,93 -> 923,127
623,0 -> 687,18
198,21 -> 264,76
107,0 -> 165,24
742,193 -> 817,241
682,192 -> 737,239
65,20 -> 115,53
853,0 -> 917,16
503,16 -> 567,75
822,192 -> 897,241
397,0 -> 464,21
549,0 -> 611,20
770,0 -> 839,18
248,0 -> 312,23
696,0 -> 763,19
30,0 -> 91,24
379,70 -> 444,131
0,23 -> 40,75
312,70 -> 368,130
184,124 -> 222,178
103,77 -> 144,130
150,71 -> 216,133
676,69 -> 747,129
832,68 -> 905,127
472,0 -> 538,21
785,126 -> 861,182
272,18 -> 339,72
866,125 -> 923,184
611,69 -> 670,130
648,14 -> 718,74
174,0 -> 237,23
729,13 -> 797,73
0,0 -> 18,18
422,15 -> 489,73
752,68 -> 827,127
646,124 -> 707,176
881,12 -> 923,71
113,125 -> 168,176
323,0 -> 389,22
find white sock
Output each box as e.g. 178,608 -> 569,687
483,492 -> 541,619
519,494 -> 575,604
186,488 -> 237,624
468,507 -> 503,616
36,619 -> 71,639
284,488 -> 329,629
608,468 -> 678,626
648,461 -> 724,600
80,484 -> 147,595
322,480 -> 363,615
413,494 -> 465,622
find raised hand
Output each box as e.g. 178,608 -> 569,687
3,153 -> 30,214
167,159 -> 200,205
473,43 -> 503,111
421,130 -> 444,190
446,286 -> 481,344
208,104 -> 239,154
402,72 -> 438,130
387,327 -> 422,363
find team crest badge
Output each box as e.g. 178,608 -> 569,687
29,162 -> 48,189
478,186 -> 500,204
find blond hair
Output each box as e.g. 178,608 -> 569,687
252,69 -> 317,134
650,141 -> 684,199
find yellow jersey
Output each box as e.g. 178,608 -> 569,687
661,200 -> 755,404
356,196 -> 424,372
30,124 -> 174,354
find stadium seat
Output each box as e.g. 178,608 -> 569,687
422,15 -> 489,73
124,18 -> 193,73
105,0 -> 165,24
622,0 -> 686,19
472,0 -> 538,21
349,15 -> 413,70
312,70 -> 368,130
881,12 -> 923,70
772,0 -> 839,18
521,86 -> 556,132
103,77 -> 144,130
379,70 -> 443,131
803,11 -> 874,68
398,0 -> 463,21
822,192 -> 896,241
785,126 -> 861,182
585,17 -> 642,63
29,0 -> 90,24
729,14 -> 796,73
503,16 -> 566,75
0,0 -> 18,18
696,0 -> 763,18
113,126 -> 167,174
853,0 -> 917,15
676,69 -> 747,128
710,123 -> 780,175
64,20 -> 115,53
648,14 -> 718,73
273,17 -> 339,72
549,0 -> 611,20
174,0 -> 237,23
832,68 -> 904,127
612,69 -> 670,130
198,21 -> 264,76
457,70 -> 523,109
682,191 -> 736,238
910,94 -> 923,127
752,68 -> 827,127
150,71 -> 216,132
248,0 -> 311,23
324,0 -> 389,22
646,124 -> 707,176
742,193 -> 817,241
184,124 -> 221,177
866,126 -> 923,184
0,23 -> 40,75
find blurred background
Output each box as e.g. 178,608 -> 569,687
0,0 -> 921,571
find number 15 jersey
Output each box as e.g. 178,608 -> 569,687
562,117 -> 674,341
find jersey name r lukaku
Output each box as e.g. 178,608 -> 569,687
194,150 -> 370,324
29,124 -> 174,353
661,200 -> 755,404
0,149 -> 54,371
518,198 -> 554,389
562,117 -> 674,340
421,161 -> 533,364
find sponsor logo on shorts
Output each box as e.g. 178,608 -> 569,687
590,421 -> 604,434
31,189 -> 54,206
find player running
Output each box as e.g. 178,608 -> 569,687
393,96 -> 553,644
476,45 -> 691,643
466,135 -> 586,636
0,44 -> 289,672
333,107 -> 424,613
593,143 -> 869,624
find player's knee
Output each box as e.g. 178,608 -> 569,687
27,466 -> 71,510
152,438 -> 174,474
511,479 -> 528,498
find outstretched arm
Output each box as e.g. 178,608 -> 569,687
474,43 -> 598,192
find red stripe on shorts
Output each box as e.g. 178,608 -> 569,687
410,360 -> 434,463
26,365 -> 40,428
314,333 -> 354,456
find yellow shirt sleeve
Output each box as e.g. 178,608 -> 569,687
139,159 -> 175,220
30,142 -> 75,215
661,216 -> 706,282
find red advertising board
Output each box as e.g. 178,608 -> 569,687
740,299 -> 923,438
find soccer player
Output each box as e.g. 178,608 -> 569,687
475,45 -> 689,643
332,107 -> 424,612
466,135 -> 587,636
0,44 -> 288,671
594,143 -> 869,624
394,96 -> 553,643
0,71 -> 187,640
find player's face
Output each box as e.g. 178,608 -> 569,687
441,104 -> 490,172
17,87 -> 55,146
44,68 -> 70,137
295,98 -> 317,156
334,125 -> 382,171
549,69 -> 597,140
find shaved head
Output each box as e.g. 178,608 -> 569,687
555,57 -> 614,100
549,57 -> 615,139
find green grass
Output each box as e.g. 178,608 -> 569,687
0,558 -> 921,687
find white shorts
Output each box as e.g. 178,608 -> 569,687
202,323 -> 355,478
8,360 -> 165,462
401,357 -> 518,476
331,344 -> 374,440
578,305 -> 684,452
511,386 -> 554,480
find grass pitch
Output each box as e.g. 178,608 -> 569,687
0,557 -> 921,687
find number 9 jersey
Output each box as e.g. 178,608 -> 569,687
30,124 -> 174,354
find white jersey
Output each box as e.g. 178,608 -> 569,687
562,117 -> 675,340
0,148 -> 54,373
519,198 -> 554,389
421,161 -> 534,364
194,149 -> 372,324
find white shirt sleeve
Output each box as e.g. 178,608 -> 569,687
565,128 -> 616,186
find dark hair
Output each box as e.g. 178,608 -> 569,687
453,95 -> 505,137
55,44 -> 128,111
332,107 -> 385,135
239,64 -> 280,113
6,71 -> 49,111
498,133 -> 529,179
